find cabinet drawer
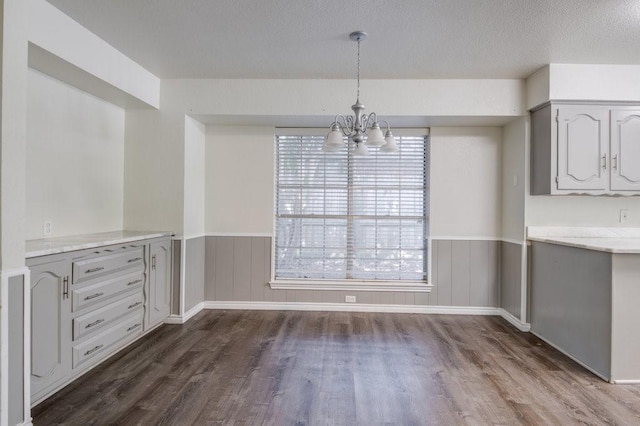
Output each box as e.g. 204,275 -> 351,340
73,293 -> 144,341
72,311 -> 143,369
72,271 -> 144,312
73,247 -> 144,283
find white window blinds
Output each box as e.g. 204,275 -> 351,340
275,132 -> 429,282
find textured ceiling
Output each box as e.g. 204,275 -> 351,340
48,0 -> 640,80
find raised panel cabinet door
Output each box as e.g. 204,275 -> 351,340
556,107 -> 609,191
30,260 -> 72,399
148,240 -> 171,327
610,110 -> 640,192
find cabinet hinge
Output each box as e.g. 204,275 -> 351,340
555,176 -> 559,183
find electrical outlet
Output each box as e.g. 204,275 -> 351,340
345,295 -> 356,303
620,210 -> 630,224
43,220 -> 52,236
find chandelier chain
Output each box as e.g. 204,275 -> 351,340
356,39 -> 360,102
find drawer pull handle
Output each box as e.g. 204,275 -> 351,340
85,267 -> 104,274
127,257 -> 142,263
85,344 -> 104,356
84,292 -> 104,301
127,279 -> 142,286
85,319 -> 105,329
127,323 -> 141,332
128,301 -> 142,309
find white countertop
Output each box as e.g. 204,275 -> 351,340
26,230 -> 173,258
527,227 -> 640,254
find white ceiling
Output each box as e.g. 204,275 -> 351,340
47,0 -> 640,80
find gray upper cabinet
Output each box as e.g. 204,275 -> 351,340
610,110 -> 640,191
556,107 -> 609,192
30,260 -> 72,402
531,103 -> 640,195
147,239 -> 171,328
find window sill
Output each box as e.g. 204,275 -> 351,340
269,279 -> 432,293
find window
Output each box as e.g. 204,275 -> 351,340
274,130 -> 429,284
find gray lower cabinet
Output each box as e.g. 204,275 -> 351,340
30,260 -> 72,401
28,236 -> 172,405
530,241 -> 640,382
147,239 -> 171,328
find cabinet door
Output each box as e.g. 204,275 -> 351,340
147,240 -> 171,327
30,260 -> 72,400
610,110 -> 640,191
556,107 -> 609,191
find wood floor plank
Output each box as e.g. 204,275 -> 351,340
32,310 -> 640,425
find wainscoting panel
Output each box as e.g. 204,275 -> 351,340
184,237 -> 205,312
432,240 -> 499,307
500,241 -> 523,320
8,275 -> 25,426
171,239 -> 181,315
205,236 -> 500,308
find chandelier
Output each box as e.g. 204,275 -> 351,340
323,31 -> 399,155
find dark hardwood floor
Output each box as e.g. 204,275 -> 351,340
33,310 -> 640,425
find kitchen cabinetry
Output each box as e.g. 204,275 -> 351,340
531,104 -> 640,195
147,239 -> 171,328
27,234 -> 172,405
30,260 -> 72,400
610,110 -> 640,191
530,239 -> 640,382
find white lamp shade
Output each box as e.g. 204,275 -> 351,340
380,134 -> 399,152
365,127 -> 385,146
353,143 -> 369,156
325,129 -> 344,147
322,142 -> 342,152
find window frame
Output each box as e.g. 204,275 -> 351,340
269,128 -> 432,293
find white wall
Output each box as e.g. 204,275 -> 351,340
183,116 -> 205,238
205,126 -> 504,239
123,108 -> 185,235
163,78 -> 525,120
430,127 -> 503,239
205,126 -> 274,235
527,196 -> 640,227
26,69 -> 125,240
1,0 -> 28,268
27,0 -> 159,108
526,64 -> 640,110
502,117 -> 528,242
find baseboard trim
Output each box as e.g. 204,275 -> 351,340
165,302 -> 205,324
203,301 -> 499,315
611,379 -> 640,384
497,308 -> 531,332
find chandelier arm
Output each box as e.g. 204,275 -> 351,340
343,115 -> 356,135
360,112 -> 377,131
381,120 -> 391,132
367,112 -> 378,129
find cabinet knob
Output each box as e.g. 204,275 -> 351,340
602,154 -> 607,170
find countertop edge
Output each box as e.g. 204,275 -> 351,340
527,237 -> 640,254
26,231 -> 174,258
